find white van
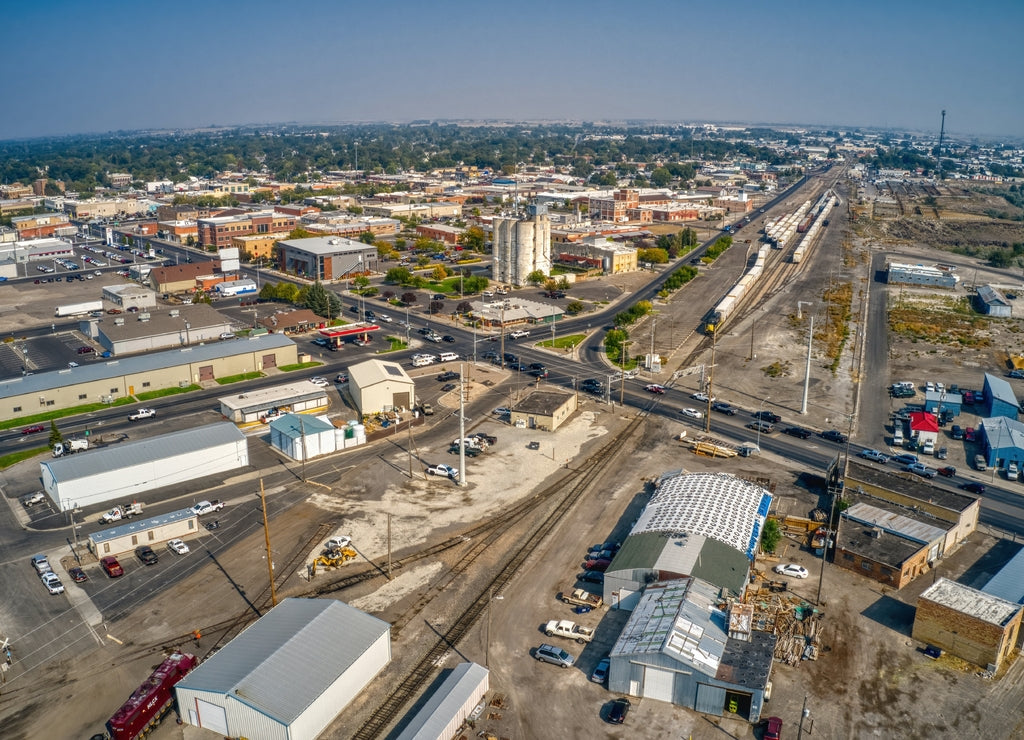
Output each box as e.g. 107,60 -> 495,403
893,426 -> 904,446
439,352 -> 459,362
411,354 -> 436,367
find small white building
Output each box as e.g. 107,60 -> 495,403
89,508 -> 199,558
349,359 -> 415,416
269,414 -> 338,460
219,381 -> 329,424
174,598 -> 391,740
39,423 -> 249,510
394,663 -> 489,740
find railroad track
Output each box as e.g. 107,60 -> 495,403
351,412 -> 646,740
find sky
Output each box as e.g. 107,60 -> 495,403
4,0 -> 1022,141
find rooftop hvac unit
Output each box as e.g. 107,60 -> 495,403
871,527 -> 884,539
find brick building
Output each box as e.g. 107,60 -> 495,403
275,236 -> 378,281
196,211 -> 296,249
11,213 -> 74,240
415,223 -> 464,246
150,261 -> 223,294
913,578 -> 1022,670
231,232 -> 290,261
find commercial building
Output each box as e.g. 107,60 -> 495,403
348,359 -> 415,416
492,204 -> 551,287
923,390 -> 962,418
979,416 -> 1024,470
219,381 -> 329,424
269,414 -> 344,461
984,372 -> 1020,420
907,411 -> 939,446
258,309 -> 327,334
10,212 -> 74,239
157,219 -> 199,244
231,232 -> 290,260
196,210 -> 297,249
0,237 -> 74,264
39,423 -> 249,510
275,236 -> 378,281
886,262 -> 959,289
394,663 -> 489,740
362,202 -> 461,219
174,598 -> 391,740
301,217 -> 400,239
913,578 -> 1022,670
0,333 -> 297,417
64,198 -> 148,220
555,238 -> 638,274
101,284 -> 157,312
415,223 -> 464,246
149,261 -> 223,294
468,298 -> 562,328
975,285 -> 1012,317
509,390 -> 577,432
88,508 -> 200,558
602,471 -> 771,609
94,303 -> 234,355
608,579 -> 775,723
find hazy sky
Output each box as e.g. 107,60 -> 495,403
5,0 -> 1021,141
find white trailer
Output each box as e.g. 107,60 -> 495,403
55,300 -> 103,317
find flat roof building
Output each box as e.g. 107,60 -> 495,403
509,390 -> 577,432
96,303 -> 233,355
89,508 -> 199,558
886,262 -> 959,289
275,236 -> 379,281
219,381 -> 329,424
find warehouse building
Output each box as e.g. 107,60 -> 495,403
275,236 -> 378,281
913,578 -> 1022,671
981,546 -> 1024,605
0,333 -> 297,417
394,663 -> 489,740
175,598 -> 391,739
348,359 -> 415,415
95,303 -> 234,355
886,262 -> 959,289
219,381 -> 329,424
979,416 -> 1024,470
923,390 -> 962,418
975,285 -> 1012,317
101,283 -> 157,312
509,390 -> 577,432
603,471 -> 771,609
89,508 -> 199,558
608,579 -> 775,723
984,373 -> 1020,420
39,423 -> 249,510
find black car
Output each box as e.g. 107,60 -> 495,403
529,362 -> 546,371
754,410 -> 782,423
441,383 -> 457,392
531,368 -> 549,378
608,697 -> 631,724
711,402 -> 737,416
579,570 -> 604,585
503,353 -> 518,363
483,351 -> 498,360
442,335 -> 456,343
449,444 -> 481,457
135,545 -> 158,566
960,482 -> 986,494
821,429 -> 848,443
471,432 -> 497,445
437,371 -> 460,382
783,426 -> 812,439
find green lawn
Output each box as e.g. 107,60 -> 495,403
136,385 -> 201,401
537,333 -> 586,349
377,337 -> 409,353
0,447 -> 47,469
278,361 -> 323,372
215,371 -> 265,385
0,398 -> 136,431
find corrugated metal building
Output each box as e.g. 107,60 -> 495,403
394,663 -> 489,740
975,285 -> 1012,317
979,416 -> 1024,470
39,423 -> 249,510
219,381 -> 329,423
603,471 -> 771,610
608,579 -> 775,722
981,547 -> 1024,605
886,262 -> 958,289
270,414 -> 337,461
349,359 -> 415,415
174,598 -> 391,740
984,373 -> 1020,421
89,508 -> 199,557
923,390 -> 962,418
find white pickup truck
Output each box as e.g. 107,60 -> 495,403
508,330 -> 530,339
544,619 -> 594,644
99,502 -> 143,524
190,500 -> 225,516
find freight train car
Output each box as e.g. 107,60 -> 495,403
703,245 -> 769,335
106,651 -> 198,740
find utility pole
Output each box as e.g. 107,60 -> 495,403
259,478 -> 277,607
387,512 -> 392,579
802,315 -> 814,415
704,330 -> 716,433
458,367 -> 467,487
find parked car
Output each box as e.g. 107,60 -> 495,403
965,427 -> 976,442
774,563 -> 809,578
309,376 -> 329,387
584,558 -> 613,572
973,453 -> 987,471
437,371 -> 460,381
167,539 -> 190,555
136,545 -> 159,565
425,464 -> 459,478
607,697 -> 631,725
67,566 -> 87,583
591,657 -> 610,683
783,426 -> 812,439
1009,370 -> 1024,379
40,571 -> 65,595
951,425 -> 964,440
821,429 -> 848,443
859,449 -> 888,463
905,462 -> 937,479
535,643 -> 575,668
763,716 -> 783,740
76,345 -> 95,354
31,554 -> 52,574
579,570 -> 605,585
100,556 -> 124,578
936,447 -> 948,460
335,373 -> 348,383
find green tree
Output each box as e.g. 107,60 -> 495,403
353,275 -> 370,290
48,421 -> 62,448
385,267 -> 412,284
459,226 -> 486,252
432,265 -> 449,281
526,270 -> 547,286
302,281 -> 341,318
259,282 -> 280,301
566,300 -> 585,315
276,282 -> 300,304
650,167 -> 672,188
287,227 -> 315,240
543,278 -> 559,293
462,275 -> 489,294
638,248 -> 669,264
358,231 -> 376,244
760,519 -> 782,554
557,277 -> 570,291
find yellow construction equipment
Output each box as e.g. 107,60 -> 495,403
309,546 -> 357,576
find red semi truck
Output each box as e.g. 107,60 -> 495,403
106,651 -> 197,740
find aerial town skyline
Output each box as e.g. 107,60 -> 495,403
5,0 -> 1022,141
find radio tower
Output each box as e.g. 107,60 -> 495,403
936,109 -> 946,181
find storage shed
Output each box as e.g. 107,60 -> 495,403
175,598 -> 391,740
923,390 -> 961,418
608,578 -> 775,723
984,372 -> 1020,421
509,390 -> 577,432
349,359 -> 415,415
269,414 -> 338,461
394,663 -> 489,740
89,508 -> 199,558
39,423 -> 249,510
908,411 -> 939,446
975,285 -> 1012,317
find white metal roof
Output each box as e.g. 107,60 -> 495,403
635,472 -> 772,558
219,382 -> 329,412
349,358 -> 412,388
844,501 -> 947,544
175,598 -> 390,724
921,578 -> 1021,627
40,423 -> 246,483
394,663 -> 489,740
